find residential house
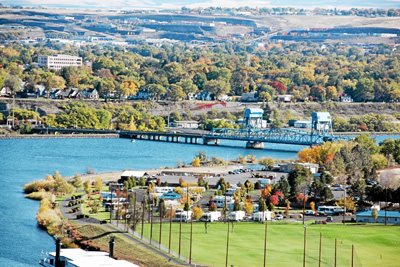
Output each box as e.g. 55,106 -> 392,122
50,88 -> 63,99
1,87 -> 11,97
196,91 -> 212,101
187,93 -> 195,100
218,94 -> 232,101
339,93 -> 353,102
68,88 -> 80,99
356,210 -> 400,224
81,88 -> 99,99
278,94 -> 293,102
241,92 -> 258,102
34,85 -> 46,98
136,89 -> 150,100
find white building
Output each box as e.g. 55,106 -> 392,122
278,94 -> 293,102
169,120 -> 199,129
38,54 -> 82,70
40,248 -> 138,267
280,163 -> 319,174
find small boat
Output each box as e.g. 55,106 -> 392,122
131,139 -> 135,143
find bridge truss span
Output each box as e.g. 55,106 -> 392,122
206,128 -> 341,146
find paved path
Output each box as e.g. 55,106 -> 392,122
103,224 -> 186,266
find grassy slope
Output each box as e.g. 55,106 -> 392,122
137,220 -> 400,267
76,224 -> 180,267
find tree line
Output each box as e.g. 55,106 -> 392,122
0,40 -> 399,103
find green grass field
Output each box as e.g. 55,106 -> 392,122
136,220 -> 400,267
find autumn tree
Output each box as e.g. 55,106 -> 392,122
243,198 -> 254,214
94,177 -> 104,192
120,80 -> 140,97
193,205 -> 203,220
259,157 -> 275,170
372,208 -> 378,222
192,157 -> 201,167
71,174 -> 82,191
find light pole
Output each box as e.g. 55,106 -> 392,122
343,186 -> 346,225
303,224 -> 307,267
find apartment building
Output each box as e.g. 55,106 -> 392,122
38,54 -> 82,70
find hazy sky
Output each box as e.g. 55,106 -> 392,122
2,0 -> 399,9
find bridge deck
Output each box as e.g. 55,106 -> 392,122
32,126 -> 345,146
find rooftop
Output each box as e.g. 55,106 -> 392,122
48,248 -> 138,267
356,211 -> 400,218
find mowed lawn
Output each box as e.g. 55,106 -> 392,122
137,220 -> 400,267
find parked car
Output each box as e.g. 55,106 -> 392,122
326,216 -> 333,222
305,210 -> 315,215
275,214 -> 284,220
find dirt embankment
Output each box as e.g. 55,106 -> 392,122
1,98 -> 399,120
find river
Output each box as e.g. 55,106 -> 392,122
0,135 -> 396,266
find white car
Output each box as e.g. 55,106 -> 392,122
275,214 -> 284,220
305,210 -> 315,215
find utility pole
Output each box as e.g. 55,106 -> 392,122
263,222 -> 267,267
169,205 -> 172,253
225,217 -> 230,267
132,192 -> 137,232
334,238 -> 337,267
159,204 -> 163,249
189,216 -> 193,265
318,233 -> 322,267
141,200 -> 145,239
150,202 -> 154,244
179,212 -> 182,258
343,188 -> 346,225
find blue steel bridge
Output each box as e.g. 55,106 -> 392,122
32,109 -> 346,149
203,109 -> 344,148
205,127 -> 341,147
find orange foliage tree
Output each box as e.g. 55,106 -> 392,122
261,184 -> 272,198
298,142 -> 343,165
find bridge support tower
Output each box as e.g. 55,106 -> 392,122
203,138 -> 220,145
246,141 -> 264,149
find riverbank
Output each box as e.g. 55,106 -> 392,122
0,134 -> 119,139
